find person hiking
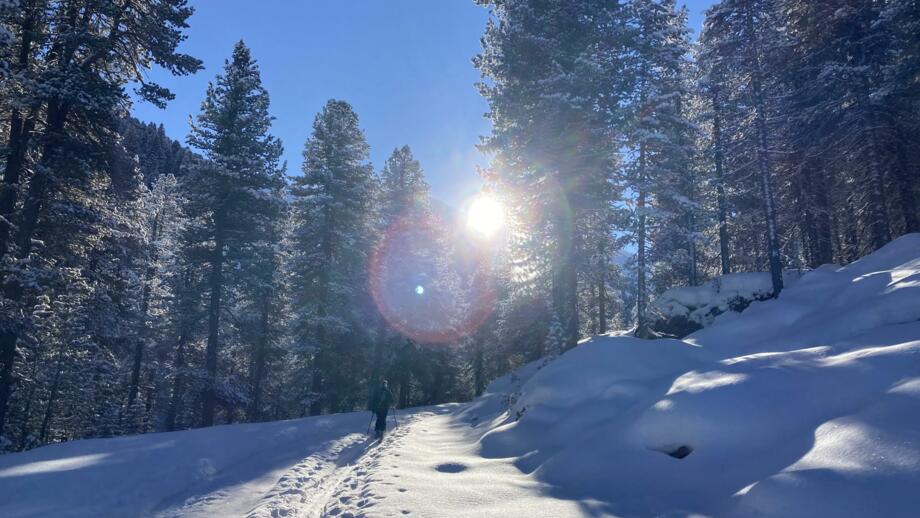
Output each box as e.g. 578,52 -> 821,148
370,380 -> 395,439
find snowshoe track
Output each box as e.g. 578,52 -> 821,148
246,414 -> 413,518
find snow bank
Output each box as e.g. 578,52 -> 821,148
688,233 -> 920,359
0,412 -> 371,517
478,234 -> 920,516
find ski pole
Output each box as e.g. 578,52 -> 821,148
367,411 -> 374,435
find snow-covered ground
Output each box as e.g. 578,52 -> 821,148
2,234 -> 919,517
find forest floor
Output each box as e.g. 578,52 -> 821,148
2,234 -> 920,517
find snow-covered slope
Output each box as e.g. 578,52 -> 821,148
1,234 -> 918,517
472,233 -> 920,517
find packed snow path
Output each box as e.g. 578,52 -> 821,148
244,415 -> 413,518
246,406 -> 580,518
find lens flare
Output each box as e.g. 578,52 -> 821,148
369,209 -> 495,344
466,195 -> 505,238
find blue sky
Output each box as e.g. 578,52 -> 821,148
132,0 -> 716,207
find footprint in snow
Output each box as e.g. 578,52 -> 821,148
435,462 -> 467,473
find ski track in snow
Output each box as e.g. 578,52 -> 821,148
247,413 -> 416,518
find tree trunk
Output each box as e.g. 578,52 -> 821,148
636,144 -> 649,336
128,211 -> 162,410
0,3 -> 39,259
799,161 -> 834,267
551,191 -> 578,350
14,355 -> 42,449
745,5 -> 783,296
0,328 -> 17,437
308,362 -> 323,416
472,333 -> 485,397
687,207 -> 698,286
308,304 -> 326,417
0,113 -> 36,258
590,283 -> 599,336
597,242 -> 607,334
39,367 -> 62,444
893,138 -> 918,234
201,221 -> 225,427
812,167 -> 835,266
247,293 -> 271,422
397,340 -> 412,409
711,86 -> 732,275
16,383 -> 36,449
862,111 -> 892,251
165,331 -> 188,432
309,211 -> 335,417
854,19 -> 891,251
0,103 -> 69,435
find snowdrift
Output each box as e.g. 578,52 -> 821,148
472,234 -> 920,517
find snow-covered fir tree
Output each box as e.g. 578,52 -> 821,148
184,40 -> 285,427
288,99 -> 376,416
0,0 -> 200,442
698,0 -> 784,294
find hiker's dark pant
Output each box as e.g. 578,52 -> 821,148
375,408 -> 389,432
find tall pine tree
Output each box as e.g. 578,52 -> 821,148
288,100 -> 375,415
185,41 -> 284,427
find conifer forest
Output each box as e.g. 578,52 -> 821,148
0,0 -> 918,456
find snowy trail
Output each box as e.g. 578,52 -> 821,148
313,406 -> 586,518
245,404 -> 585,518
246,412 -> 417,518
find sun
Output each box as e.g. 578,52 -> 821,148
466,194 -> 506,238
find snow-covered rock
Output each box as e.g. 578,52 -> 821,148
650,269 -> 808,336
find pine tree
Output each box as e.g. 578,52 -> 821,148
0,0 -> 200,439
697,44 -> 735,275
185,41 -> 284,427
289,99 -> 375,415
239,185 -> 287,422
476,0 -> 627,350
621,0 -> 697,334
778,0 -> 906,256
698,0 -> 784,294
379,145 -> 429,225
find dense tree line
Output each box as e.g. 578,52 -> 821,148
0,1 -> 477,450
475,0 -> 920,347
1,0 -> 917,451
